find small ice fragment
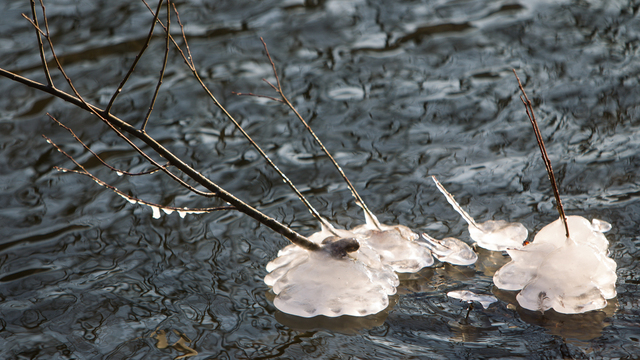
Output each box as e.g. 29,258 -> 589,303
591,218 -> 612,233
116,171 -> 123,176
351,213 -> 434,273
420,233 -> 478,266
468,220 -> 529,251
162,208 -> 174,215
447,290 -> 498,309
151,206 -> 161,219
178,210 -> 187,219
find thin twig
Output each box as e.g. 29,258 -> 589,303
49,115 -> 168,177
171,3 -> 194,68
45,136 -> 233,216
107,0 -> 164,114
166,5 -> 336,232
141,0 -> 171,131
513,69 -> 569,238
27,1 -> 53,86
231,91 -> 284,103
259,38 -> 382,230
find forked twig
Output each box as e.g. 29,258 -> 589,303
107,0 -> 165,114
513,69 -> 569,238
44,134 -> 233,217
162,4 -> 337,231
27,0 -> 53,87
257,38 -> 383,229
141,0 -> 171,131
50,115 -> 168,177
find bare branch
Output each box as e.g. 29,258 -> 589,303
45,136 -> 233,217
0,2 -> 321,251
513,69 -> 569,238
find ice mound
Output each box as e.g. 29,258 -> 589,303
447,290 -> 498,309
351,212 -> 434,273
493,216 -> 617,314
431,176 -> 528,251
420,233 -> 478,266
265,225 -> 399,318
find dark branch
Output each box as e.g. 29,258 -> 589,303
513,69 -> 569,238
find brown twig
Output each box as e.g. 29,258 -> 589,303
141,0 -> 171,131
258,38 -> 382,229
44,135 -> 233,216
49,114 -> 169,177
107,0 -> 164,114
513,69 -> 569,238
165,5 -> 336,232
27,0 -> 53,87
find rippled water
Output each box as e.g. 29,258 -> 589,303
1,0 -> 640,358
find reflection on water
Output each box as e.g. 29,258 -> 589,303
1,0 -> 640,358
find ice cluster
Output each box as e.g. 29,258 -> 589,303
432,176 -> 528,251
265,223 -> 400,317
420,233 -> 478,266
349,212 -> 434,273
493,216 -> 617,314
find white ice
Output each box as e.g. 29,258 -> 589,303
493,216 -> 617,314
265,225 -> 399,318
447,290 -> 498,309
350,212 -> 434,273
420,233 -> 478,266
432,176 -> 528,251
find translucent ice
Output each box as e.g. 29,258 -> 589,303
493,216 -> 617,314
420,233 -> 478,266
350,212 -> 434,273
432,176 -> 528,251
447,290 -> 498,309
265,225 -> 399,318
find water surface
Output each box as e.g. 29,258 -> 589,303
1,0 -> 639,358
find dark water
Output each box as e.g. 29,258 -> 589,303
1,0 -> 640,358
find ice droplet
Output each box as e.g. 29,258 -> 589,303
151,206 -> 161,219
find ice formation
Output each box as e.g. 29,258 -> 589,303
431,176 -> 528,251
420,233 -> 478,266
447,290 -> 498,309
350,212 -> 434,273
265,224 -> 400,318
264,212 -> 442,317
493,216 -> 617,314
